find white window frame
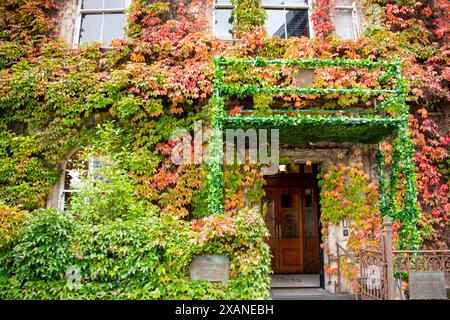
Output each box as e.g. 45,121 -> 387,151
57,149 -> 84,212
73,0 -> 131,45
334,1 -> 360,40
213,0 -> 314,40
59,175 -> 81,212
212,4 -> 234,40
57,152 -> 112,212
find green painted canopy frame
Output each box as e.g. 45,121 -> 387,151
209,56 -> 420,249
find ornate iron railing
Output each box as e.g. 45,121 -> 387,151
338,217 -> 449,300
335,242 -> 356,294
359,248 -> 388,300
393,250 -> 450,273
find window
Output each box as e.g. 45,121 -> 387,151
264,1 -> 311,38
214,0 -> 312,40
59,150 -> 86,212
58,150 -> 112,211
75,0 -> 130,45
333,1 -> 359,40
214,6 -> 233,40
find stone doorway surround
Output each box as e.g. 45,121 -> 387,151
280,143 -> 378,184
278,144 -> 378,295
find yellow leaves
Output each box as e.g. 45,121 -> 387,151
417,107 -> 428,118
170,105 -> 184,115
131,53 -> 145,63
345,50 -> 360,60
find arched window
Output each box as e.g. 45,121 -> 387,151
47,149 -> 113,212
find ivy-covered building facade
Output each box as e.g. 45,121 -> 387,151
0,0 -> 448,299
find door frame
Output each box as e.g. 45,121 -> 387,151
264,187 -> 304,274
263,163 -> 322,277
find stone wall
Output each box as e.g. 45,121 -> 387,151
55,0 -> 215,45
56,0 -> 79,45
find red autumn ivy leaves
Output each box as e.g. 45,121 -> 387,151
0,0 -> 448,244
311,0 -> 335,39
410,109 -> 449,243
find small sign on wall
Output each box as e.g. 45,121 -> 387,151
190,255 -> 229,282
409,272 -> 447,300
366,265 -> 382,290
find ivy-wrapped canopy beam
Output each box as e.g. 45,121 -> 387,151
222,115 -> 403,144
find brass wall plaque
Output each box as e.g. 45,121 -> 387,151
190,255 -> 229,282
409,272 -> 447,300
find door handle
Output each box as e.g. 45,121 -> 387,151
278,225 -> 282,239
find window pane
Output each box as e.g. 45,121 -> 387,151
262,0 -> 307,4
104,0 -> 127,9
82,0 -> 103,9
215,0 -> 308,5
336,0 -> 353,5
79,14 -> 102,43
65,169 -> 84,190
334,9 -> 354,40
281,194 -> 295,208
305,188 -> 316,238
266,9 -> 286,38
62,191 -> 73,211
286,9 -> 309,37
262,196 -> 276,238
281,208 -> 299,238
215,9 -> 233,40
102,13 -> 126,43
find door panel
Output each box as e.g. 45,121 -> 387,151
263,168 -> 321,274
278,189 -> 303,273
303,187 -> 320,273
262,191 -> 278,273
280,248 -> 302,268
264,188 -> 305,274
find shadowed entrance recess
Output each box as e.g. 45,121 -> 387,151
263,163 -> 320,274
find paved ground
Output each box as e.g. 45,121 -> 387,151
271,274 -> 320,288
270,274 -> 355,300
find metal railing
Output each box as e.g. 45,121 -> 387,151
335,242 -> 356,294
334,217 -> 449,300
393,250 -> 450,273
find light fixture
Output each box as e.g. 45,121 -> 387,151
342,219 -> 349,237
278,164 -> 287,172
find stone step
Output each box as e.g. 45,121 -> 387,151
270,274 -> 320,288
271,288 -> 355,300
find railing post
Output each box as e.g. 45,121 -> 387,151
336,243 -> 341,293
383,215 -> 395,300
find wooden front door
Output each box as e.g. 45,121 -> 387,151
263,164 -> 321,274
264,188 -> 304,273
